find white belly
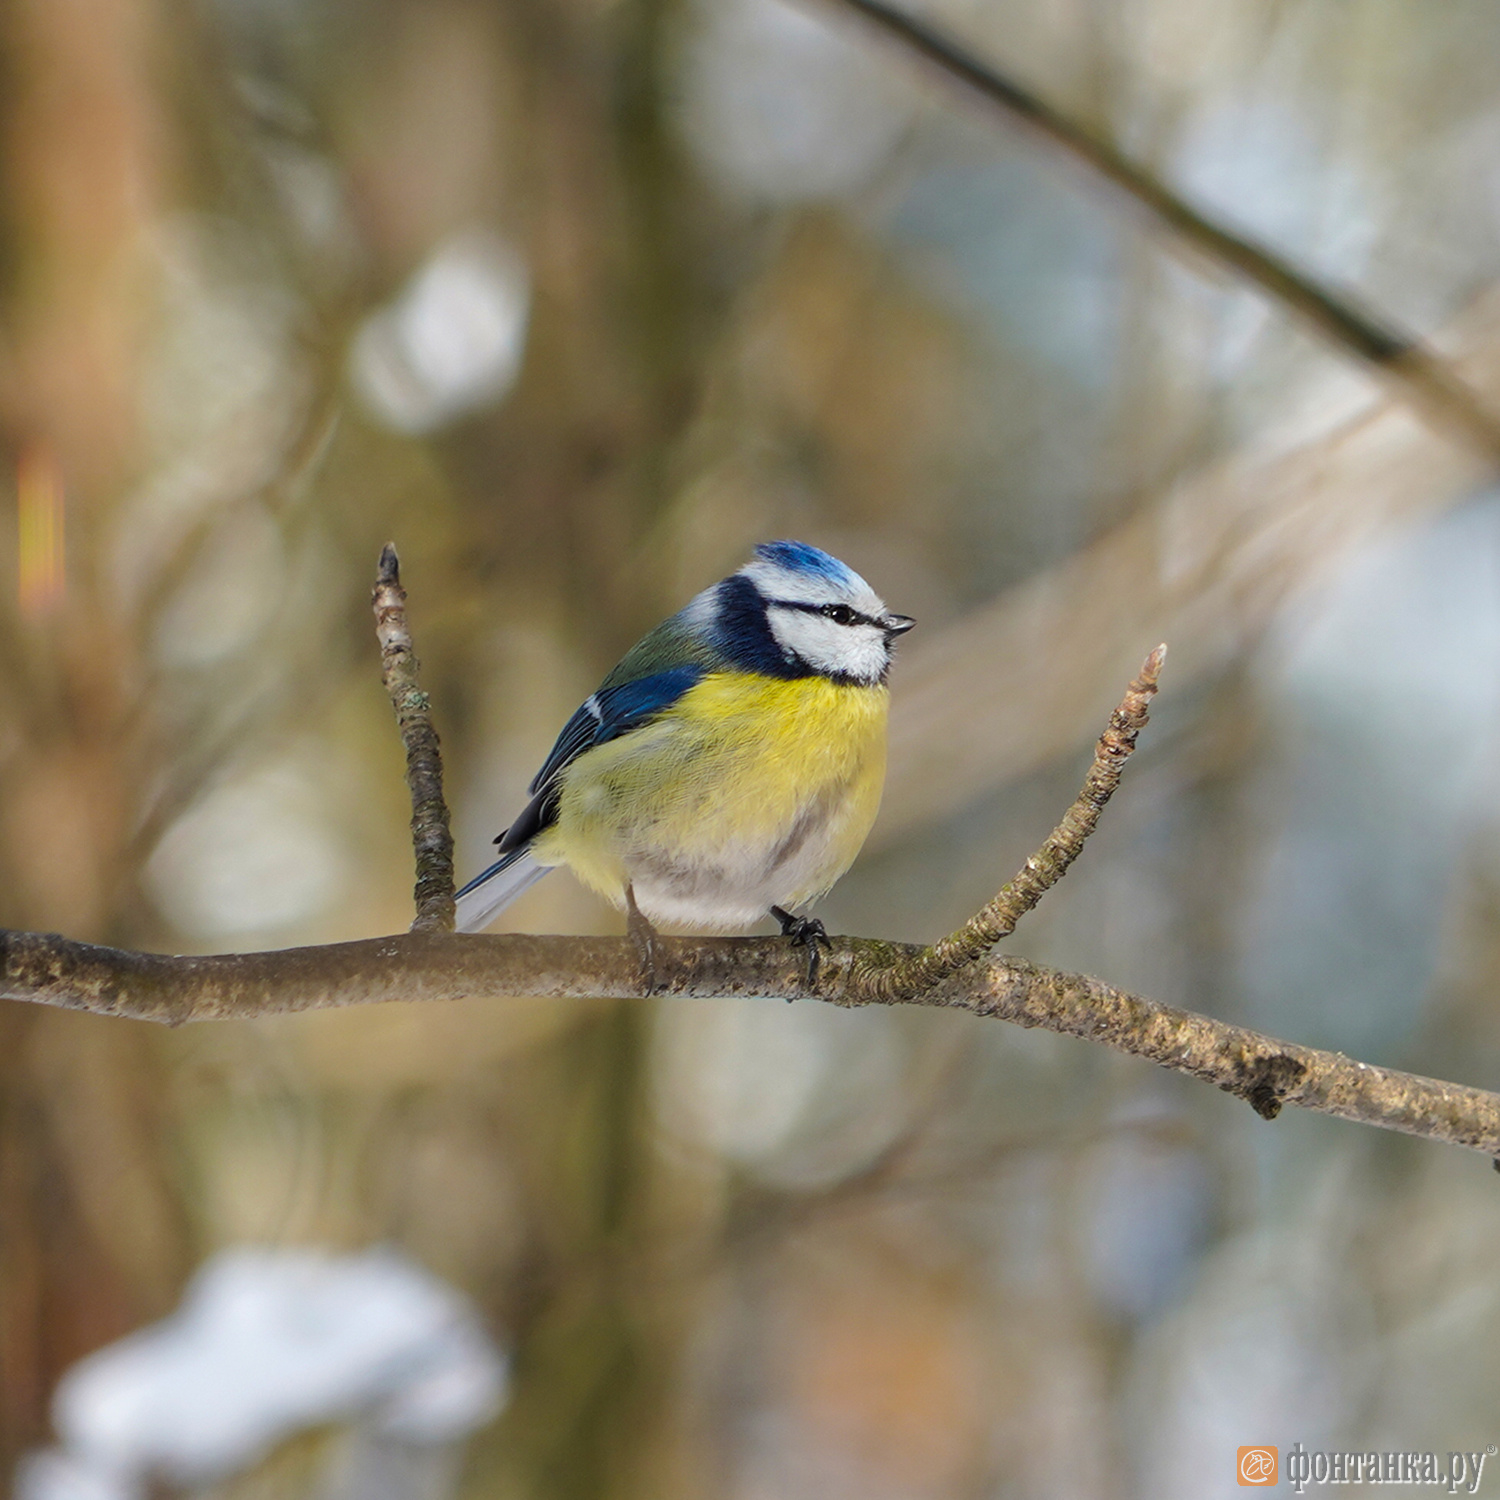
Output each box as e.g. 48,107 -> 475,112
624,780 -> 862,929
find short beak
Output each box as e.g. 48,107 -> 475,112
883,614 -> 916,638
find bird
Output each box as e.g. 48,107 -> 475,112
454,541 -> 914,973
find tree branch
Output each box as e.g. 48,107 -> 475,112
3,928 -> 1499,1159
2,561 -> 1500,1170
816,0 -> 1500,464
3,618 -> 1499,1167
852,644 -> 1164,1003
373,544 -> 456,932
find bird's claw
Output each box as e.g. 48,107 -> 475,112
626,885 -> 661,994
771,906 -> 831,989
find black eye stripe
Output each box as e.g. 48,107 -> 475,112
773,600 -> 876,628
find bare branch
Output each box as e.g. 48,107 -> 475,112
855,645 -> 1164,1003
373,545 -> 456,932
3,926 -> 1499,1161
4,641 -> 1500,1165
912,956 -> 1500,1159
816,0 -> 1500,463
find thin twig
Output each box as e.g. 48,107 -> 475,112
816,0 -> 1500,464
853,644 -> 1164,1004
373,545 -> 456,932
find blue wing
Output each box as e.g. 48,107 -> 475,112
492,665 -> 704,855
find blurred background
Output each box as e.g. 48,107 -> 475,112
5,0 -> 1500,1493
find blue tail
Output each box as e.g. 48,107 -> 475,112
454,850 -> 553,933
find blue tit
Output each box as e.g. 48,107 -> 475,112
454,540 -> 915,944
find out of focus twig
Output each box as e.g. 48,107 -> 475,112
881,281 -> 1500,844
816,0 -> 1500,464
373,544 -> 455,932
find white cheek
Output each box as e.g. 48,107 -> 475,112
769,613 -> 888,682
841,629 -> 892,682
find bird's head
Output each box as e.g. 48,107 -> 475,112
713,540 -> 914,686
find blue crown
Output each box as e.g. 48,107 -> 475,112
752,540 -> 859,588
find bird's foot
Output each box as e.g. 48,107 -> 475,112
771,906 -> 831,989
626,885 -> 661,994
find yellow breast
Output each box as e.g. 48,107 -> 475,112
532,672 -> 889,927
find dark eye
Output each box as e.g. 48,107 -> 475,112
821,604 -> 859,626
